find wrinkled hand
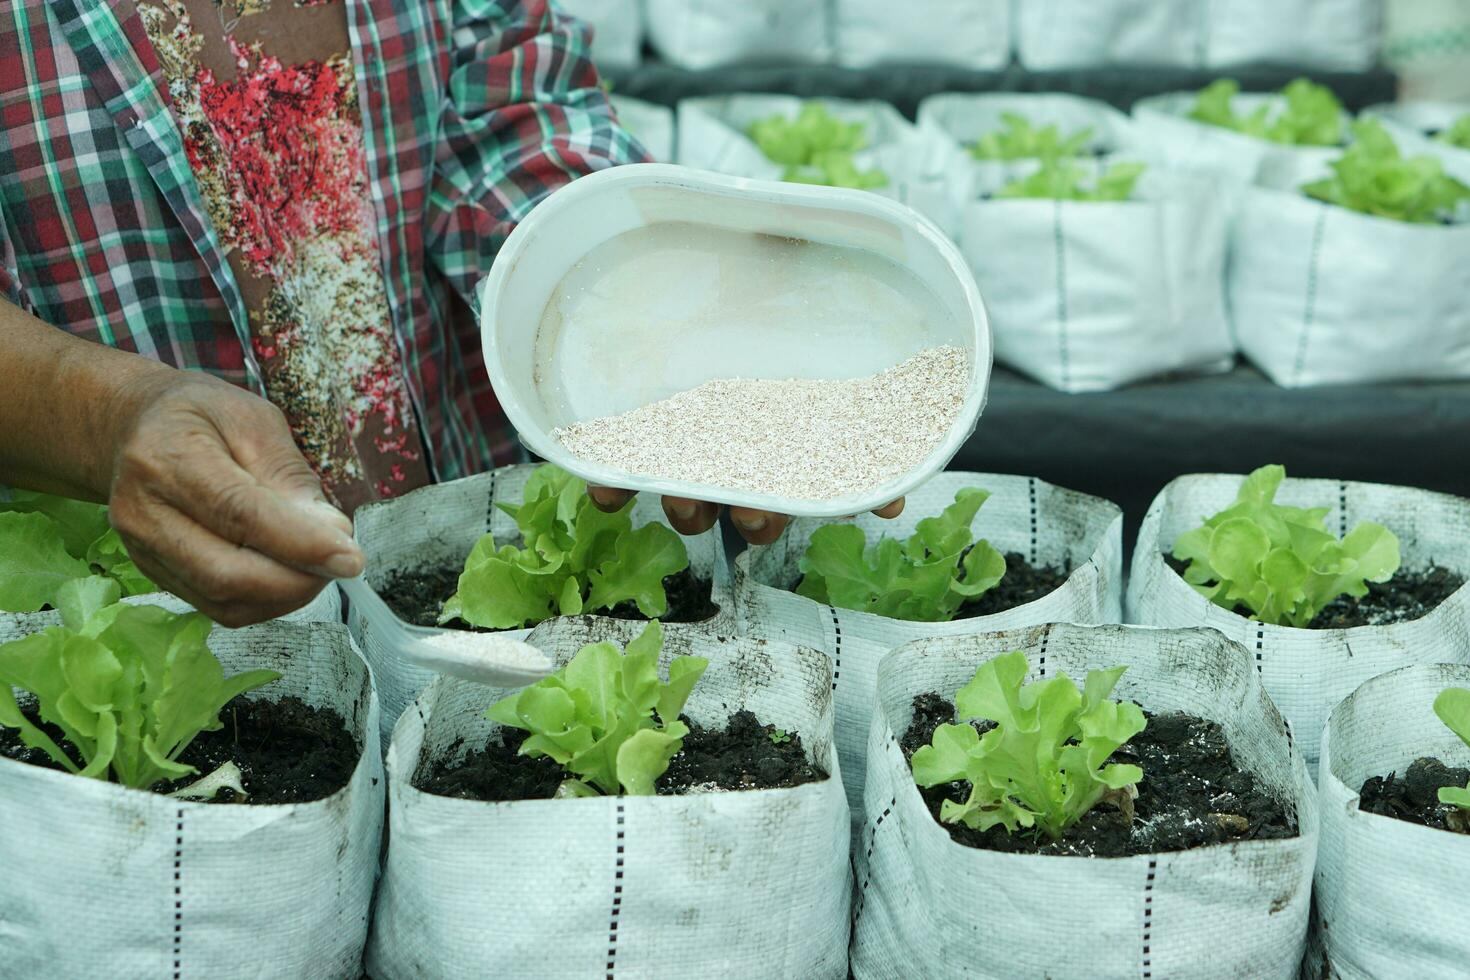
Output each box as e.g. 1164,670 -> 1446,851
586,488 -> 905,545
104,370 -> 365,627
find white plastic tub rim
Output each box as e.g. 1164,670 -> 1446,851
734,470 -> 1123,825
348,462 -> 734,747
0,620 -> 384,978
850,622 -> 1318,980
1127,473 -> 1470,769
1312,663 -> 1470,980
0,582 -> 342,644
366,617 -> 852,979
957,164 -> 1234,392
1227,162 -> 1470,387
673,94 -> 956,236
479,162 -> 992,520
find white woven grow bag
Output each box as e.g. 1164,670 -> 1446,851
558,0 -> 640,68
1015,0 -> 1201,69
1311,664 -> 1470,980
1228,163 -> 1470,387
0,583 -> 341,644
735,471 -> 1122,825
612,94 -> 673,162
832,0 -> 1009,68
349,464 -> 734,747
1202,0 -> 1381,69
0,621 -> 383,979
851,623 -> 1318,980
365,618 -> 850,979
674,95 -> 953,237
1127,474 -> 1470,769
644,0 -> 829,69
958,166 -> 1233,392
1131,92 -> 1346,185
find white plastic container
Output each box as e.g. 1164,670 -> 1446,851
479,163 -> 992,519
1312,664 -> 1470,980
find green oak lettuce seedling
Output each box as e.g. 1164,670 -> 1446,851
970,113 -> 1094,161
486,621 -> 707,797
1172,464 -> 1401,627
0,592 -> 279,789
796,488 -> 1007,622
1434,687 -> 1470,813
1437,114 -> 1470,151
1303,119 -> 1470,224
748,103 -> 889,189
1189,77 -> 1344,146
996,158 -> 1145,202
0,490 -> 154,612
912,649 -> 1145,840
441,465 -> 690,630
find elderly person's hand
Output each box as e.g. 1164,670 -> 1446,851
586,488 -> 905,545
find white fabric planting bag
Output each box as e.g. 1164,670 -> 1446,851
851,623 -> 1318,980
0,584 -> 341,644
1016,0 -> 1201,69
557,0 -> 641,68
0,621 -> 384,979
349,464 -> 733,747
958,165 -> 1233,392
1132,92 -> 1345,184
735,471 -> 1122,826
644,0 -> 829,69
612,95 -> 674,162
674,95 -> 954,237
1202,0 -> 1381,69
365,618 -> 850,979
1128,474 -> 1470,769
833,0 -> 1009,68
1228,157 -> 1470,387
1311,664 -> 1470,980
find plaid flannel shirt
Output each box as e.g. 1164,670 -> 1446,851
0,0 -> 648,480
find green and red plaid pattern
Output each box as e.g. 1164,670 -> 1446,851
0,0 -> 648,480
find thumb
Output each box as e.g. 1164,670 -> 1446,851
246,438 -> 356,539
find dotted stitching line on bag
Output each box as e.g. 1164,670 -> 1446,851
1291,208 -> 1329,386
1038,624 -> 1051,679
1053,201 -> 1071,390
853,795 -> 897,925
606,801 -> 625,978
1028,478 -> 1039,568
173,808 -> 183,978
1141,856 -> 1158,978
1338,481 -> 1348,539
828,607 -> 842,692
1254,625 -> 1265,674
485,467 -> 498,534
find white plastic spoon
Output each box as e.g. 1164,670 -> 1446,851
338,577 -> 552,688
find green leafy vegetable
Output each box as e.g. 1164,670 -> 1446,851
912,649 -> 1145,840
441,465 -> 690,631
1434,687 -> 1470,812
770,728 -> 792,745
970,112 -> 1095,161
995,158 -> 1145,202
1303,119 -> 1470,224
486,621 -> 706,797
748,103 -> 889,189
1437,114 -> 1470,151
1171,464 -> 1401,627
0,596 -> 279,789
0,490 -> 155,613
795,488 -> 1006,622
1188,77 -> 1344,146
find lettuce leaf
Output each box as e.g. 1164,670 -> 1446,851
970,112 -> 1095,161
1188,77 -> 1344,146
0,491 -> 156,612
1303,119 -> 1470,224
748,103 -> 889,190
995,158 -> 1145,202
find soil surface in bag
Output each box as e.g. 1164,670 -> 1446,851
0,696 -> 359,805
900,694 -> 1298,857
1358,757 -> 1470,834
1165,557 -> 1464,629
415,709 -> 825,802
789,551 -> 1070,621
382,564 -> 717,630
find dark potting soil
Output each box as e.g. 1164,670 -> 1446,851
380,564 -> 718,630
790,551 -> 1068,620
0,695 -> 359,805
1164,555 -> 1463,629
900,692 -> 1298,858
414,709 -> 824,802
1358,757 -> 1470,835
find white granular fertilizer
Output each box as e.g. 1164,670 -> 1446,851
552,345 -> 971,501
